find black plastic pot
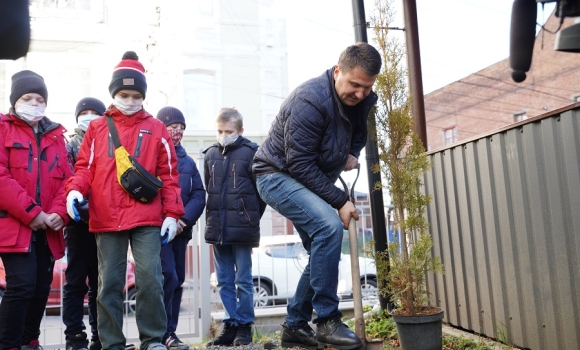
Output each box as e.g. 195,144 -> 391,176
389,307 -> 444,350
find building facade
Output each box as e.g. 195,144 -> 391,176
0,0 -> 288,152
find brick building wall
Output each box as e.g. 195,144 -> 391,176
425,14 -> 580,151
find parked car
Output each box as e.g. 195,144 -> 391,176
0,255 -> 137,313
210,234 -> 378,308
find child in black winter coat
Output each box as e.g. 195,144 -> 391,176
203,107 -> 266,347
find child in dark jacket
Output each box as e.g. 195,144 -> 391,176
63,97 -> 106,350
203,107 -> 266,347
156,107 -> 206,350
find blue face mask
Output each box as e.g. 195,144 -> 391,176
77,113 -> 99,131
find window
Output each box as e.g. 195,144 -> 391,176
30,0 -> 91,10
443,126 -> 457,146
572,93 -> 580,102
264,243 -> 307,259
513,111 -> 527,122
198,0 -> 213,17
183,70 -> 216,130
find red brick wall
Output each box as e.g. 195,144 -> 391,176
425,15 -> 580,151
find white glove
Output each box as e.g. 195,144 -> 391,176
160,217 -> 178,245
66,190 -> 84,221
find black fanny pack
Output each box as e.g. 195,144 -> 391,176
106,116 -> 162,203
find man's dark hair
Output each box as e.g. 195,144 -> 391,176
338,42 -> 382,76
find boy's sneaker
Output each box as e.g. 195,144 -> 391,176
164,334 -> 189,350
233,324 -> 253,346
206,323 -> 238,346
22,340 -> 44,350
125,344 -> 136,350
66,334 -> 89,350
146,343 -> 166,350
89,339 -> 102,350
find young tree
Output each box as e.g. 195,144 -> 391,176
370,0 -> 443,316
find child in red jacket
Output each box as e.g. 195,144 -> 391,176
0,70 -> 72,350
64,52 -> 184,350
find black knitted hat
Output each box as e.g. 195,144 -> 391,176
108,51 -> 147,98
75,97 -> 106,122
10,70 -> 48,107
156,106 -> 186,128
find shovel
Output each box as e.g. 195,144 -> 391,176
339,164 -> 366,349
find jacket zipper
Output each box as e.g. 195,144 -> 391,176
48,153 -> 59,172
232,163 -> 236,188
35,139 -> 41,206
211,164 -> 215,187
28,141 -> 33,172
135,133 -> 143,157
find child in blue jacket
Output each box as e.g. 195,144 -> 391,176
156,107 -> 206,350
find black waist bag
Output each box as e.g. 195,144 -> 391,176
120,155 -> 163,203
107,115 -> 163,204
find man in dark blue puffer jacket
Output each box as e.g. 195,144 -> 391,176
253,42 -> 381,350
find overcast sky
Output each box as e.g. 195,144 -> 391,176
282,0 -> 556,93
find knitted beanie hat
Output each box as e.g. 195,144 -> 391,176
10,70 -> 48,107
156,106 -> 186,128
108,51 -> 147,98
75,97 -> 106,122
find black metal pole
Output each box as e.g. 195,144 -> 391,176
402,0 -> 428,150
351,0 -> 390,310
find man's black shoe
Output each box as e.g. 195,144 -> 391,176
207,323 -> 238,346
280,322 -> 321,349
233,324 -> 253,346
316,317 -> 362,350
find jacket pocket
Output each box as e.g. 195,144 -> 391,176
237,198 -> 252,224
7,142 -> 31,170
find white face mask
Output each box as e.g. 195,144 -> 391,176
15,104 -> 45,123
217,134 -> 239,147
77,113 -> 99,131
113,95 -> 143,115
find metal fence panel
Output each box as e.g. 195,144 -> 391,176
424,106 -> 580,349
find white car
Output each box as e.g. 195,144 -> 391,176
210,234 -> 378,308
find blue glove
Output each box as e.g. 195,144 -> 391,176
66,190 -> 85,221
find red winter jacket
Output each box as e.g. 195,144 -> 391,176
64,107 -> 184,233
0,112 -> 72,259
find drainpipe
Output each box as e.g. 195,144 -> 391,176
402,0 -> 428,150
351,0 -> 390,311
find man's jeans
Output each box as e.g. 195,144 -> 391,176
160,234 -> 189,337
213,244 -> 255,326
96,226 -> 166,350
63,222 -> 99,341
0,236 -> 54,350
256,172 -> 343,327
